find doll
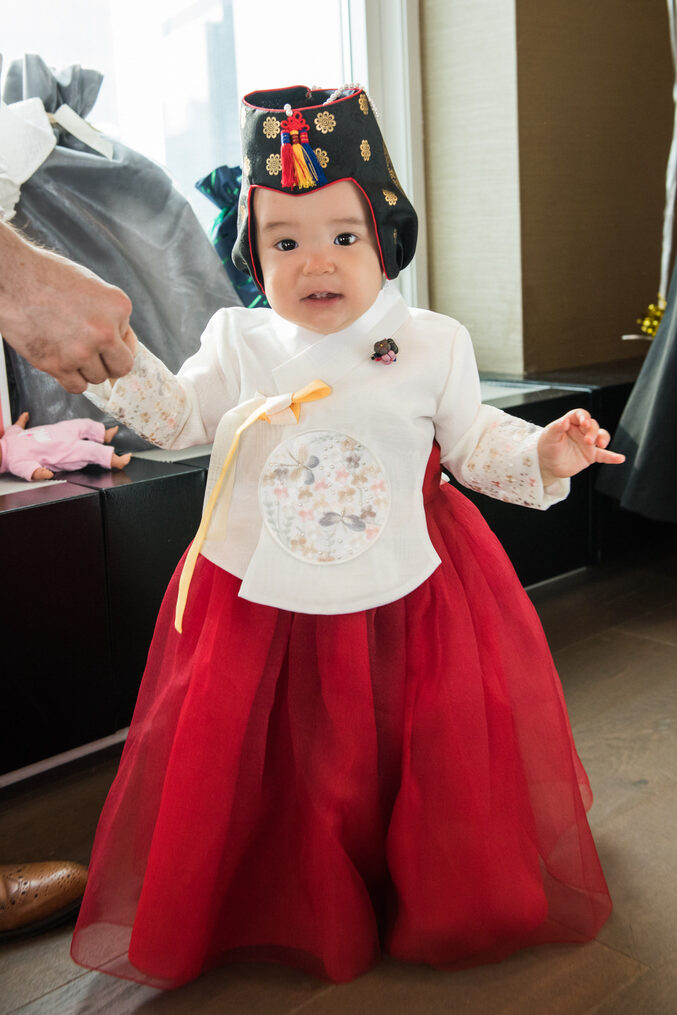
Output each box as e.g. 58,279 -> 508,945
0,412 -> 131,481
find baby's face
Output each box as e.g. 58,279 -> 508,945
254,180 -> 384,335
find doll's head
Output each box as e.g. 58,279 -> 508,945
253,179 -> 383,334
232,85 -> 418,294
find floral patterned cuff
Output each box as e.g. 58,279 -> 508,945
463,415 -> 569,509
86,345 -> 189,448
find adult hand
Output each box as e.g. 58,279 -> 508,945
538,408 -> 625,486
0,222 -> 134,393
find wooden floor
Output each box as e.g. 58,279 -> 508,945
2,538 -> 676,1015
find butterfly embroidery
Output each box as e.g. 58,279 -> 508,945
319,511 -> 367,532
272,446 -> 320,484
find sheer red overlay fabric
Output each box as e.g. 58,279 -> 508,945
71,445 -> 611,988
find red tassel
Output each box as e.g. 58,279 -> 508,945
281,130 -> 296,188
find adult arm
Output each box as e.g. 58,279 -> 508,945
0,220 -> 134,393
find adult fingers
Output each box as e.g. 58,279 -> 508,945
54,369 -> 88,394
76,354 -> 112,386
99,332 -> 135,379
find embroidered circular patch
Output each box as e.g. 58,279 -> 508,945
259,430 -> 390,564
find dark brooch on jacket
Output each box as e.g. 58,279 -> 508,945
371,338 -> 398,364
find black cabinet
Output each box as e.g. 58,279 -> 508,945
0,483 -> 112,772
50,458 -> 208,730
1,459 -> 208,775
1,361 -> 646,775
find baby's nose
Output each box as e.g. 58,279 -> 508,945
303,249 -> 334,274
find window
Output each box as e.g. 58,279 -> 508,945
3,0 -> 349,229
2,0 -> 426,301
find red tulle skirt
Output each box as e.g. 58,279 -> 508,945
71,446 -> 611,988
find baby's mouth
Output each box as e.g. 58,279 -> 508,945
304,291 -> 341,301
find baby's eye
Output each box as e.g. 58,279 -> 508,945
274,238 -> 298,252
334,233 -> 357,246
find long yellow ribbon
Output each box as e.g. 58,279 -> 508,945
174,379 -> 331,632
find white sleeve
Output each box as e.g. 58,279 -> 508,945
86,309 -> 240,449
434,323 -> 569,510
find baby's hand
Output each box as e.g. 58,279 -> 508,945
537,409 -> 625,486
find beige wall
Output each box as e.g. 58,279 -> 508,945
421,0 -> 674,374
420,0 -> 525,372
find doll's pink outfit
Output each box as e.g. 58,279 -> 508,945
0,419 -> 113,481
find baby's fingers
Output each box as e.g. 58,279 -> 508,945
595,447 -> 626,465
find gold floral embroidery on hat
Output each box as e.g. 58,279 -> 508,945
243,155 -> 251,179
314,110 -> 336,134
262,116 -> 281,139
359,93 -> 369,115
266,153 -> 281,176
314,148 -> 329,168
383,143 -> 402,191
360,140 -> 371,161
383,189 -> 398,206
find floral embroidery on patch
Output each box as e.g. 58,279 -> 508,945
259,430 -> 389,564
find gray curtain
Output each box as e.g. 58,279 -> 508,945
597,258 -> 677,522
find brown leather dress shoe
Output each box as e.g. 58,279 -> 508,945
0,861 -> 88,941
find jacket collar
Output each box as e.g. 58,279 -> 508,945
271,282 -> 410,392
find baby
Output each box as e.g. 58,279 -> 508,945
71,84 -> 623,989
0,412 -> 131,481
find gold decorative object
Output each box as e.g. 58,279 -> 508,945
314,110 -> 336,134
314,148 -> 329,169
266,153 -> 281,176
262,116 -> 281,139
243,155 -> 251,179
637,294 -> 667,337
360,140 -> 371,161
359,93 -> 369,115
382,189 -> 398,206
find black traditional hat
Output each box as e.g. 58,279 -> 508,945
232,85 -> 418,290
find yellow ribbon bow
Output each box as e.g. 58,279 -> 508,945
174,378 -> 331,632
